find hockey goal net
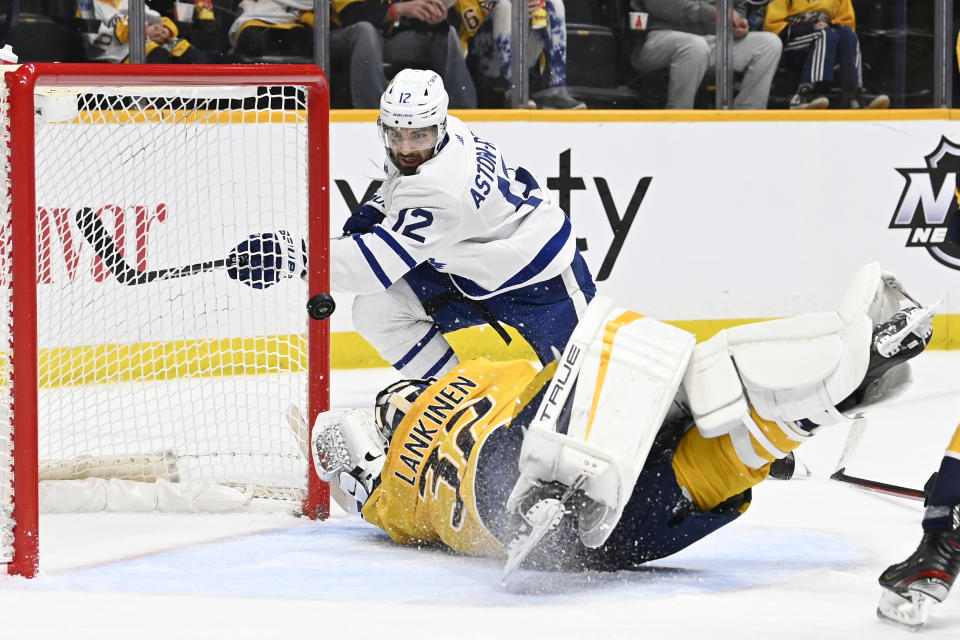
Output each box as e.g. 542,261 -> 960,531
0,64 -> 331,578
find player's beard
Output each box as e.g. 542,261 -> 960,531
397,162 -> 418,176
391,149 -> 434,176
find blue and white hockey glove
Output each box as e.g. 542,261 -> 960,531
341,204 -> 385,235
227,230 -> 305,289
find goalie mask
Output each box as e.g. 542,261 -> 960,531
378,68 -> 448,174
374,378 -> 434,441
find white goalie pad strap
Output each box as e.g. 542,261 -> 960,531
750,384 -> 857,430
741,414 -> 790,460
727,424 -> 771,470
728,412 -> 811,470
519,295 -> 696,548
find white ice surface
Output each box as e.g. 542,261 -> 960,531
2,355 -> 960,640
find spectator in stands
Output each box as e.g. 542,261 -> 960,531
151,0 -> 229,58
453,0 -> 585,109
77,0 -> 226,62
762,0 -> 889,109
333,0 -> 477,108
227,1 -> 386,107
332,4 -> 389,108
628,0 -> 783,109
228,0 -> 315,57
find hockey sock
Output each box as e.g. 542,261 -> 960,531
923,426 -> 960,532
672,410 -> 800,511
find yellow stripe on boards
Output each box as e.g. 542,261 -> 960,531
932,314 -> 960,350
329,312 -> 960,370
25,311 -> 960,389
584,310 -> 643,441
328,313 -> 958,370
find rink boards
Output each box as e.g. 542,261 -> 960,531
328,109 -> 960,367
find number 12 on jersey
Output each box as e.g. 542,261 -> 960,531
392,207 -> 434,242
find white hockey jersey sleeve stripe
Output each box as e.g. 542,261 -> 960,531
424,347 -> 458,378
333,228 -> 424,293
371,226 -> 418,269
393,323 -> 443,370
451,216 -> 572,298
351,234 -> 394,289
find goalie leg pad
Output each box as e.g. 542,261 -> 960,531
511,296 -> 696,548
684,262 -> 923,437
684,312 -> 862,442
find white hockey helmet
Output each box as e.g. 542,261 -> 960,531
378,68 -> 449,159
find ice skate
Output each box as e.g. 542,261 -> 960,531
850,305 -> 936,408
502,478 -> 586,583
877,527 -> 960,629
871,306 -> 935,361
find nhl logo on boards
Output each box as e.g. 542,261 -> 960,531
890,136 -> 960,270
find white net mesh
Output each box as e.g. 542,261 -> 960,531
29,86 -> 313,499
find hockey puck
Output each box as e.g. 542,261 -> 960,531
307,293 -> 336,320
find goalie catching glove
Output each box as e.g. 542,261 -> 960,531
310,408 -> 387,512
227,230 -> 306,289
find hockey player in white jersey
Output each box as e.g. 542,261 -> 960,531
332,68 -> 596,379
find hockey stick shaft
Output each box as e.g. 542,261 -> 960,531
76,207 -> 235,285
830,418 -> 924,501
830,468 -> 925,501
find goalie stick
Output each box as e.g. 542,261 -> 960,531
830,418 -> 925,502
76,206 -> 237,285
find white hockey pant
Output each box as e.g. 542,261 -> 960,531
352,279 -> 460,379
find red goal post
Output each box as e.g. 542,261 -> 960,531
1,64 -> 331,579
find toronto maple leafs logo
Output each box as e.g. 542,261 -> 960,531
890,135 -> 960,270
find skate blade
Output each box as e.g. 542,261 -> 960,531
876,588 -> 935,629
502,499 -> 566,584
